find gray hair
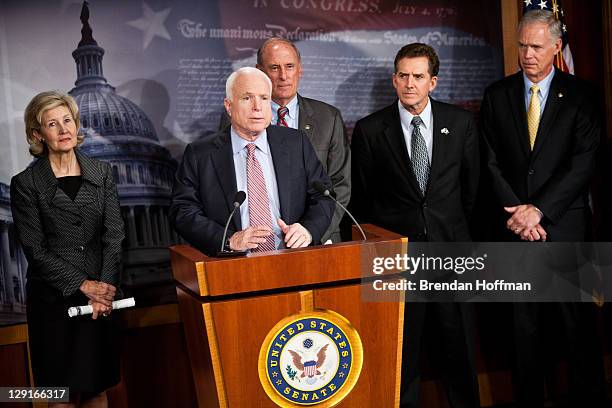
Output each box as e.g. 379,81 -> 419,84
225,67 -> 272,99
519,9 -> 562,41
257,37 -> 302,66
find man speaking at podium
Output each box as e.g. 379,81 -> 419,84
170,67 -> 334,256
220,37 -> 351,244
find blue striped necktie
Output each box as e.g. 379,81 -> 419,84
410,116 -> 430,195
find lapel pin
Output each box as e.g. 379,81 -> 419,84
441,128 -> 449,134
304,124 -> 311,130
558,92 -> 563,98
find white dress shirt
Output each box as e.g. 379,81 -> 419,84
523,67 -> 555,119
230,128 -> 283,248
398,98 -> 434,162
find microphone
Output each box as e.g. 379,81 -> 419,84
311,181 -> 366,241
217,191 -> 248,257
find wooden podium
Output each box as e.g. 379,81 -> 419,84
170,225 -> 407,407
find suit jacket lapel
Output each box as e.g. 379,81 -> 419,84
31,155 -> 82,216
267,127 -> 291,220
426,99 -> 448,198
383,104 -> 423,197
74,150 -> 101,209
531,70 -> 564,160
211,130 -> 242,230
506,73 -> 531,157
297,94 -> 316,140
31,155 -> 58,198
52,188 -> 80,215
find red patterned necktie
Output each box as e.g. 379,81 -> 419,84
277,106 -> 289,127
246,143 -> 276,252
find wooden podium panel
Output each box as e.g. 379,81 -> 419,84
176,286 -> 220,406
178,285 -> 404,407
313,285 -> 404,407
203,291 -> 302,407
172,225 -> 407,408
172,225 -> 405,298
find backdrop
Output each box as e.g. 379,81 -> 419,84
0,0 -> 503,324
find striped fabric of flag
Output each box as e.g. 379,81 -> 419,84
523,0 -> 574,74
303,360 -> 317,377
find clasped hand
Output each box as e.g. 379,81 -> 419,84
504,204 -> 547,241
79,280 -> 116,319
229,218 -> 312,251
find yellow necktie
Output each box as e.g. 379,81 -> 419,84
527,84 -> 540,150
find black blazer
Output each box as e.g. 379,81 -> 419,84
350,99 -> 479,242
10,151 -> 125,297
481,69 -> 600,241
169,126 -> 335,255
219,94 -> 350,243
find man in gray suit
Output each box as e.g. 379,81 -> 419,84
221,38 -> 350,243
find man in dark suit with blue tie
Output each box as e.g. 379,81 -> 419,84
351,43 -> 480,408
481,9 -> 605,407
170,67 -> 334,256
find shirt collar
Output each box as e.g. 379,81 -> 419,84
271,94 -> 298,120
231,127 -> 270,155
398,97 -> 432,129
523,67 -> 555,98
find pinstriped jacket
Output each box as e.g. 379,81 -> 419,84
10,150 -> 124,297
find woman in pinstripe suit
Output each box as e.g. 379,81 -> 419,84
10,91 -> 124,408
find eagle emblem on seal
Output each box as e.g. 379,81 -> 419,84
288,344 -> 329,378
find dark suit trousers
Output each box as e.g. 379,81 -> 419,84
513,302 -> 606,407
400,302 -> 480,408
510,234 -> 606,406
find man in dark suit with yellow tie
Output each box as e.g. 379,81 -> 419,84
481,9 -> 605,407
351,43 -> 480,408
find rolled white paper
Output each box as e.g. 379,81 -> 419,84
67,297 -> 136,317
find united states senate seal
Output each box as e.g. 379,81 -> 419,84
258,309 -> 363,407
